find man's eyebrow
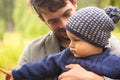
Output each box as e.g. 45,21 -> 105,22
48,8 -> 72,23
63,8 -> 72,15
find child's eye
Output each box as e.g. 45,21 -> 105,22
74,39 -> 80,41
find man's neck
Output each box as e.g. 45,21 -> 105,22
59,38 -> 70,48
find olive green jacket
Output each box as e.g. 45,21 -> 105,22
18,31 -> 61,65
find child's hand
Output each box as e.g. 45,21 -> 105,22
0,68 -> 14,80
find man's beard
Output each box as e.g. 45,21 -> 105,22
54,29 -> 69,40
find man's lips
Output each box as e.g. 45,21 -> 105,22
59,29 -> 66,32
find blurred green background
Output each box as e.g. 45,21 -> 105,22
0,0 -> 120,79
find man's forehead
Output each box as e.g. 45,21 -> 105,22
39,8 -> 59,22
37,0 -> 72,14
38,8 -> 50,14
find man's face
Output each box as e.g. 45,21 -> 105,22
40,0 -> 77,40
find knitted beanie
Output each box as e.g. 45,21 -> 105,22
66,6 -> 120,48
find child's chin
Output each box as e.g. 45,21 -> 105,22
74,54 -> 80,58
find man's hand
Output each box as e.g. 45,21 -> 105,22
0,68 -> 14,80
58,64 -> 104,80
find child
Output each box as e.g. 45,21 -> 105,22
0,6 -> 120,80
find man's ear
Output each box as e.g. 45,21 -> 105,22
38,14 -> 45,22
72,0 -> 77,9
38,15 -> 48,26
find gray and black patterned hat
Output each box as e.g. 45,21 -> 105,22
66,6 -> 120,48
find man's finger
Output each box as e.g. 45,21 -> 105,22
59,78 -> 72,80
65,64 -> 75,69
58,72 -> 68,80
65,64 -> 80,69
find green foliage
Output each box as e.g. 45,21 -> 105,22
0,33 -> 26,68
77,0 -> 98,9
0,20 -> 5,40
0,0 -> 15,32
13,0 -> 50,39
0,33 -> 27,80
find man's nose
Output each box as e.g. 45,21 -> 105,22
59,18 -> 68,28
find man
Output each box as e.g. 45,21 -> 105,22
18,0 -> 120,80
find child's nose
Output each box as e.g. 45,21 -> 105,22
69,42 -> 74,48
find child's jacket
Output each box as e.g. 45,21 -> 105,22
12,48 -> 120,80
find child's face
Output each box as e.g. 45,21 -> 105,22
66,30 -> 103,58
